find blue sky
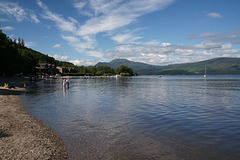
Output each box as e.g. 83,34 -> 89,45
0,0 -> 240,66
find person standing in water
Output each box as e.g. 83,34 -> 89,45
66,78 -> 70,88
63,78 -> 66,87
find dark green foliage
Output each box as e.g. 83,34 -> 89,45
18,49 -> 38,74
115,65 -> 137,76
0,30 -> 55,76
0,30 -> 23,76
55,60 -> 75,67
0,47 -> 22,75
75,66 -> 87,75
83,65 -> 115,76
0,30 -> 77,76
0,30 -> 137,77
63,65 -> 137,76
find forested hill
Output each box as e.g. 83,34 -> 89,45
96,58 -> 240,75
0,30 -> 74,76
0,30 -> 136,77
97,59 -> 161,74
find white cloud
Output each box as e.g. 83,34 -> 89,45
37,0 -> 103,58
61,35 -> 79,43
37,0 -> 77,32
207,12 -> 222,18
202,47 -> 238,56
194,42 -> 222,50
144,40 -> 160,46
0,1 -> 26,22
111,30 -> 142,44
73,1 -> 87,11
37,0 -> 239,65
25,41 -> 36,47
36,0 -> 175,61
52,44 -> 63,49
61,35 -> 96,51
76,0 -> 175,36
86,50 -> 104,58
161,42 -> 171,47
104,41 -> 197,65
0,1 -> 39,23
61,34 -> 104,57
77,15 -> 132,36
29,12 -> 40,23
221,43 -> 232,49
0,18 -> 8,22
189,30 -> 240,44
104,38 -> 240,65
53,54 -> 69,61
0,26 -> 14,30
70,59 -> 101,66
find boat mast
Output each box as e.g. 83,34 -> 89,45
205,65 -> 207,75
203,65 -> 207,77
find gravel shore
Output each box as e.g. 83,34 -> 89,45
0,94 -> 69,159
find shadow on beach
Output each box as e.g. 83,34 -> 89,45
0,129 -> 12,138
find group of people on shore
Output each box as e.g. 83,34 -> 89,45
63,78 -> 70,88
1,77 -> 70,91
2,82 -> 27,89
4,83 -> 16,89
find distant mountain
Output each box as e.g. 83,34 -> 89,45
96,57 -> 240,75
97,59 -> 162,74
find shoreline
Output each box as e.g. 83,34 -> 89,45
0,94 -> 69,159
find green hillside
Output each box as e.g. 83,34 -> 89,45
97,59 -> 162,74
0,30 -> 74,76
96,58 -> 240,75
162,57 -> 240,75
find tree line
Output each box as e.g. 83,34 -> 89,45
0,30 -> 137,77
66,64 -> 137,76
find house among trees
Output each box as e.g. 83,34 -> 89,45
36,63 -> 57,74
56,66 -> 76,73
36,63 -> 76,74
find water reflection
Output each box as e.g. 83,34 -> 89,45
21,76 -> 240,160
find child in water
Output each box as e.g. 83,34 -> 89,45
66,78 -> 70,88
63,78 -> 66,87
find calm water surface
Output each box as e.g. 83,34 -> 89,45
21,75 -> 240,159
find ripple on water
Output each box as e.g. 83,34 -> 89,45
21,76 -> 240,160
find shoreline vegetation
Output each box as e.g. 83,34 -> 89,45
0,78 -> 69,159
0,30 -> 137,77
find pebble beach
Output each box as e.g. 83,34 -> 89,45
0,78 -> 69,159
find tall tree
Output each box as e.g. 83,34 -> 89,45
21,38 -> 25,47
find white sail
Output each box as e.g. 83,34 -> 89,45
203,65 -> 207,77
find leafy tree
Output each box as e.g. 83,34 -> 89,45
18,49 -> 38,74
21,38 -> 25,47
0,30 -> 22,76
115,65 -> 137,76
76,66 -> 88,74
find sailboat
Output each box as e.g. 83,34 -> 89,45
203,65 -> 207,78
